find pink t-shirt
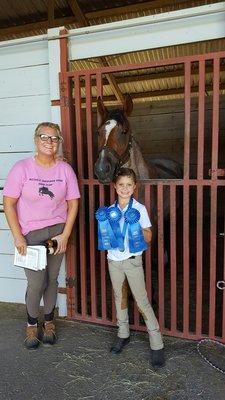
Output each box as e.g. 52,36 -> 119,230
3,157 -> 80,235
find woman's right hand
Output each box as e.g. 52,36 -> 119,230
14,236 -> 27,256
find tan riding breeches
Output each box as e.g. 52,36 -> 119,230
108,255 -> 164,351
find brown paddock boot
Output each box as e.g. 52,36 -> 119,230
24,325 -> 40,350
42,321 -> 57,345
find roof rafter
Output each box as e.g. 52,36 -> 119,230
48,0 -> 55,28
85,0 -> 189,19
67,0 -> 124,104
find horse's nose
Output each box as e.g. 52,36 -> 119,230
104,164 -> 110,174
94,160 -> 111,175
94,160 -> 113,182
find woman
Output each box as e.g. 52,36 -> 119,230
3,122 -> 80,350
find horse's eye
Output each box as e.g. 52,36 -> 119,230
105,121 -> 111,125
97,130 -> 100,136
122,130 -> 127,134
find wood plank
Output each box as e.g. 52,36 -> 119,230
0,231 -> 14,254
0,40 -> 48,70
0,153 -> 33,180
0,255 -> 26,279
0,278 -> 27,303
130,96 -> 225,116
0,65 -> 50,98
0,213 -> 8,229
0,189 -> 3,205
0,95 -> 51,125
0,125 -> 36,152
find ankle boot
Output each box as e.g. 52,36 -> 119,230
110,337 -> 130,355
24,325 -> 40,350
151,348 -> 165,368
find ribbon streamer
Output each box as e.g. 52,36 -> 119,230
95,207 -> 118,250
107,207 -> 125,252
124,208 -> 148,252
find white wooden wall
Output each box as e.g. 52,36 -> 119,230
0,30 -> 67,315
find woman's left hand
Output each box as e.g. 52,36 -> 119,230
51,234 -> 69,255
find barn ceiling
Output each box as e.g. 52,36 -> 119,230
0,0 -> 222,41
0,0 -> 224,103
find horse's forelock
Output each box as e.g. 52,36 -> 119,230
108,109 -> 126,126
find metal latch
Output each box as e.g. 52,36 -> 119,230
217,281 -> 225,290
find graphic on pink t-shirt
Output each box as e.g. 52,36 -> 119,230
39,186 -> 55,199
3,157 -> 80,235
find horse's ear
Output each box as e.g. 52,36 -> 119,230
97,96 -> 108,127
123,94 -> 133,116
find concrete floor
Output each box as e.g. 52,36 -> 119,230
1,302 -> 225,400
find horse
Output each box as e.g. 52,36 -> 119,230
94,94 -> 182,233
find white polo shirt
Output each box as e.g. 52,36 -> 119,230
107,198 -> 151,261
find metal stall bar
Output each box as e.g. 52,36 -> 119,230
74,74 -> 87,318
196,60 -> 205,337
85,74 -> 97,319
59,73 -> 77,318
222,212 -> 225,341
157,184 -> 165,329
59,29 -> 78,318
99,184 -> 107,322
170,184 -> 177,334
110,183 -> 117,324
209,56 -> 220,338
183,61 -> 191,336
144,184 -> 152,303
96,72 -> 108,322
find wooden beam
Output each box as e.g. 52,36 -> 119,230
85,0 -> 190,19
0,0 -> 214,38
0,16 -> 76,36
67,0 -> 124,104
67,0 -> 88,26
48,0 -> 55,28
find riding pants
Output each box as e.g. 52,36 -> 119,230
108,255 -> 164,351
24,223 -> 64,321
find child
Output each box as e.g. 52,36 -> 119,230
96,167 -> 165,368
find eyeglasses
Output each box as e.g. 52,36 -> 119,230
38,134 -> 62,143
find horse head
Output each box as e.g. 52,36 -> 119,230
94,94 -> 133,183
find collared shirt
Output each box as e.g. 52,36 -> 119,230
107,198 -> 151,261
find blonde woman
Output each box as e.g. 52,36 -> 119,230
3,122 -> 80,350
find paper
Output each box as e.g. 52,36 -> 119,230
14,246 -> 47,271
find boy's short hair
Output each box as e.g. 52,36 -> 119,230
113,167 -> 137,184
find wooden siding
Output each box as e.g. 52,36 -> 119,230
0,39 -> 50,303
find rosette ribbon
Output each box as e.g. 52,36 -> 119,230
124,208 -> 148,253
95,207 -> 118,250
107,207 -> 125,252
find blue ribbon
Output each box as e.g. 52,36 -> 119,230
124,208 -> 148,252
95,199 -> 148,253
107,207 -> 124,252
95,207 -> 118,250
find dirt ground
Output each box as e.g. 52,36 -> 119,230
1,302 -> 225,400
